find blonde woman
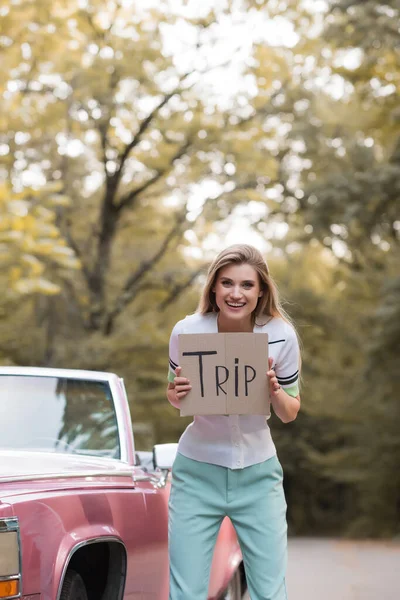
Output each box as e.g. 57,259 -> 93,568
167,244 -> 301,600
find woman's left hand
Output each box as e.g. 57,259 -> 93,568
267,357 -> 281,396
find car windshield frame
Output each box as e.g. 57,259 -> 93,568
0,372 -> 122,460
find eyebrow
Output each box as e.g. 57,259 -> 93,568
220,277 -> 256,284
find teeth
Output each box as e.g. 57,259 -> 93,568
227,302 -> 245,307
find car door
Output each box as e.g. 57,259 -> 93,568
115,469 -> 169,599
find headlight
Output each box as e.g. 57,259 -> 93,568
0,518 -> 21,599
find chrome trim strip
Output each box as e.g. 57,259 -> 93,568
56,537 -> 126,600
0,518 -> 19,533
0,470 -> 134,484
133,473 -> 168,489
0,518 -> 22,598
109,377 -> 128,463
118,377 -> 135,463
132,474 -> 160,484
0,367 -> 114,381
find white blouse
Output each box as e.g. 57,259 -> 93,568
168,312 -> 300,470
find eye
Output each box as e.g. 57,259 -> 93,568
243,282 -> 254,289
221,280 -> 231,286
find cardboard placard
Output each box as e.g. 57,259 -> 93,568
178,333 -> 270,416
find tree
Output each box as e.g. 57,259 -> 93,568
277,0 -> 400,536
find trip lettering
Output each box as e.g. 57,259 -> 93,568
182,351 -> 256,398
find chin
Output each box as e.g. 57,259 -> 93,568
222,308 -> 254,319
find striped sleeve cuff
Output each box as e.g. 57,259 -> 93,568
168,356 -> 178,383
277,369 -> 299,397
277,369 -> 299,387
169,356 -> 178,371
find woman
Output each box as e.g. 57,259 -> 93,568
167,244 -> 301,600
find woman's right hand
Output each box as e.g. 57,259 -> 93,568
174,366 -> 192,399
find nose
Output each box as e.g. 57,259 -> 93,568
231,285 -> 242,299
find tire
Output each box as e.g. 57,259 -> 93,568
222,567 -> 243,600
60,569 -> 88,600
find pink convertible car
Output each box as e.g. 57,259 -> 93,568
0,367 -> 245,600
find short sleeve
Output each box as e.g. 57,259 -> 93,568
275,323 -> 300,398
167,321 -> 181,383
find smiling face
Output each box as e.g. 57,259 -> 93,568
213,263 -> 263,332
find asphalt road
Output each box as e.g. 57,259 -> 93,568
244,537 -> 400,600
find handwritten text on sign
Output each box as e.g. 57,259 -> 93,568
178,333 -> 270,417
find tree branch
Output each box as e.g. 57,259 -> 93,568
158,267 -> 205,311
104,211 -> 188,334
63,220 -> 92,287
117,92 -> 176,169
113,55 -> 238,186
117,137 -> 193,211
113,67 -> 198,184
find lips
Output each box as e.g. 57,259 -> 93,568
226,302 -> 245,308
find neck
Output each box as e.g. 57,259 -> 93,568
217,312 -> 253,333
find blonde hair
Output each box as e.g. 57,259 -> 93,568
197,244 -> 294,327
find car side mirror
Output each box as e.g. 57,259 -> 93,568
153,443 -> 178,470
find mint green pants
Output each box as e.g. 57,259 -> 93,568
168,453 -> 288,600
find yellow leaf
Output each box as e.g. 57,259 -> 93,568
21,254 -> 44,276
9,266 -> 22,282
35,278 -> 61,295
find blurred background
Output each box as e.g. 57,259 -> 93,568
1,0 -> 399,540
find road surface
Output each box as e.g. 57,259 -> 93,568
243,537 -> 400,600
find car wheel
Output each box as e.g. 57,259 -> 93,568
60,569 -> 88,600
222,567 -> 243,600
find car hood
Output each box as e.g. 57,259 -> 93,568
0,449 -> 132,481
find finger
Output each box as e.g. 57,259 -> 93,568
176,388 -> 191,398
176,383 -> 192,392
175,381 -> 192,397
175,366 -> 182,376
175,377 -> 191,386
268,357 -> 273,369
